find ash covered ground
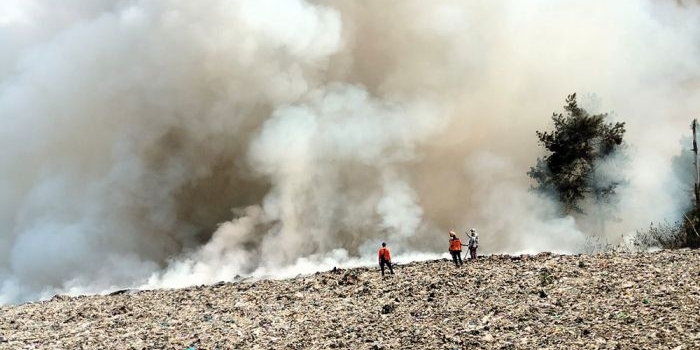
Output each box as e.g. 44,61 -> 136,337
1,249 -> 698,349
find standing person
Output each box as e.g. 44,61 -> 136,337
378,242 -> 394,276
467,228 -> 479,260
448,230 -> 464,267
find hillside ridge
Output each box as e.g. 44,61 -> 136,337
1,250 -> 699,349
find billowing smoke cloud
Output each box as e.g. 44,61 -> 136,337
1,0 -> 700,303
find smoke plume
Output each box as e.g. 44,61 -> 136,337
1,0 -> 699,303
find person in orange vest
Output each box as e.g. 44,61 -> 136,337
448,230 -> 466,267
378,242 -> 394,276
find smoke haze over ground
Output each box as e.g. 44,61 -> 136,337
1,0 -> 700,303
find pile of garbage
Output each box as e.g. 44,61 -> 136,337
1,249 -> 699,349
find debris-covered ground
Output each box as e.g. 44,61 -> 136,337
1,249 -> 699,349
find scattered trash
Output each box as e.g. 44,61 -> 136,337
108,289 -> 133,296
50,294 -> 70,301
0,250 -> 698,349
381,304 -> 395,314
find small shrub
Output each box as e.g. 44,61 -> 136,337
631,221 -> 686,250
539,268 -> 556,286
582,236 -> 616,254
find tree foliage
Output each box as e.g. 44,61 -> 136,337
528,93 -> 626,214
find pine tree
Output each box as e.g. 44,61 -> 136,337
528,93 -> 626,214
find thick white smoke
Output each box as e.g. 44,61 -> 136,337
1,0 -> 699,303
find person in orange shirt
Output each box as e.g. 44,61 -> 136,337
378,242 -> 394,276
448,230 -> 465,267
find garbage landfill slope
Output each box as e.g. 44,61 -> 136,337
1,250 -> 699,349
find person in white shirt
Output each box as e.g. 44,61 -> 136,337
467,229 -> 479,260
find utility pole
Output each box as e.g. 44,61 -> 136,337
690,119 -> 700,248
693,119 -> 700,215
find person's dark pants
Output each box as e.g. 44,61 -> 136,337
469,247 -> 477,260
450,250 -> 463,266
380,259 -> 394,275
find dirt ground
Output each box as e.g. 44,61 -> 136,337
1,249 -> 699,349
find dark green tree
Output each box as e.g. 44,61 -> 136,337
528,93 -> 626,214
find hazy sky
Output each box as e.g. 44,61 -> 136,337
1,0 -> 699,303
